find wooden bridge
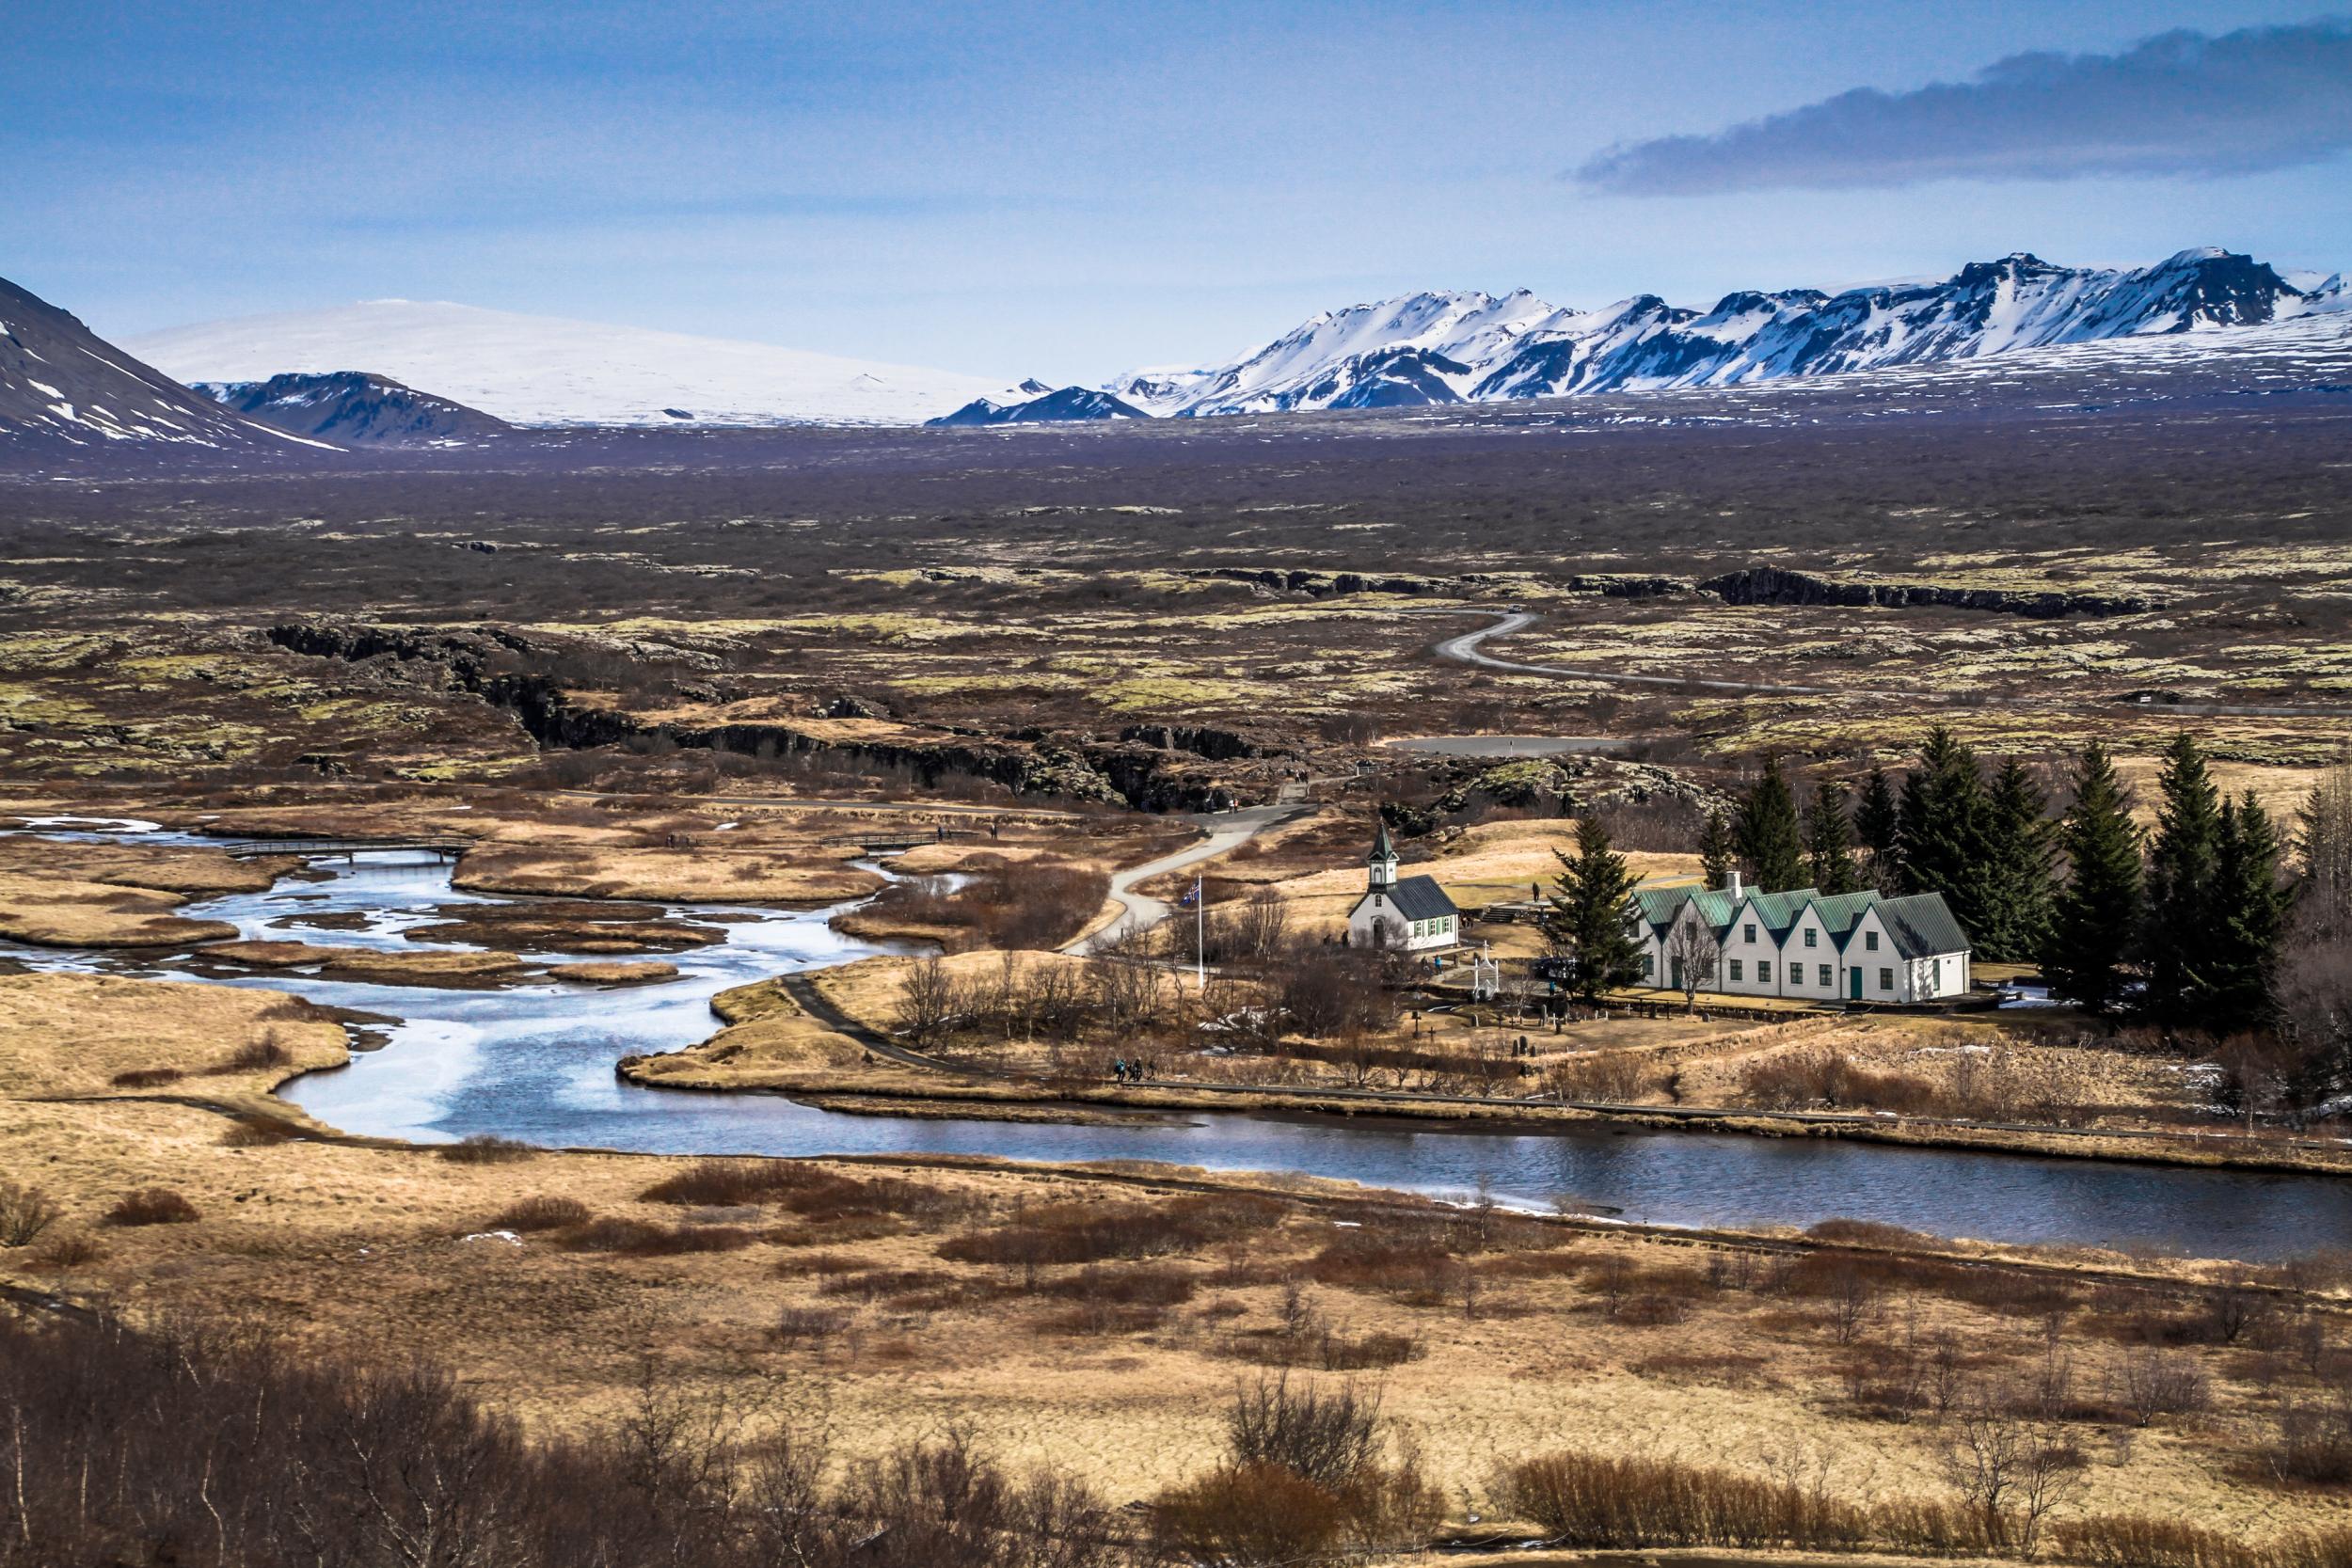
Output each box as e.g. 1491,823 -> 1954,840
213,837 -> 472,861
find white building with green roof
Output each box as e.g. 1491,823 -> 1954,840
1629,871 -> 1971,1004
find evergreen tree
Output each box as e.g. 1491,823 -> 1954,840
1854,765 -> 1901,874
1898,727 -> 1993,938
1697,807 -> 1739,891
2208,791 -> 2290,1034
1546,816 -> 1645,1002
2142,731 -> 2223,1027
2043,742 -> 2143,1016
1735,755 -> 1807,893
1979,756 -> 2057,963
1804,779 -> 1860,895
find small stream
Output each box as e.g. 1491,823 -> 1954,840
10,828 -> 2352,1262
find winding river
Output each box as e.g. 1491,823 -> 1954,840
12,832 -> 2352,1262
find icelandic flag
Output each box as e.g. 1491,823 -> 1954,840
1177,879 -> 1200,908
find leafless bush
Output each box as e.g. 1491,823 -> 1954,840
103,1187 -> 199,1227
1940,1406 -> 2084,1556
896,954 -> 960,1044
0,1180 -> 62,1247
771,1307 -> 854,1349
108,1067 -> 183,1088
490,1196 -> 592,1232
1546,1051 -> 1655,1101
438,1132 -> 538,1164
1224,1372 -> 1383,1490
2111,1346 -> 2211,1428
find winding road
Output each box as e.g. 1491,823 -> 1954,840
1422,608 -> 2352,719
1066,803 -> 1314,954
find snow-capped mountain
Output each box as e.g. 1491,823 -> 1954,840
928,386 -> 1148,426
199,372 -> 512,446
1111,248 -> 2350,418
127,301 -> 1008,428
0,275 -> 336,455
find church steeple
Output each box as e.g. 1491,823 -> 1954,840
1367,817 -> 1398,890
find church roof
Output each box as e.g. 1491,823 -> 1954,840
1369,819 -> 1396,862
1363,874 -> 1455,922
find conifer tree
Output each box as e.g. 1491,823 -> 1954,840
2044,741 -> 2143,1016
1980,756 -> 2057,963
1804,779 -> 1860,895
2142,731 -> 2223,1027
1697,807 -> 1739,891
1854,766 -> 1901,879
2209,791 -> 2289,1034
1546,816 -> 1645,1002
1735,755 -> 1807,893
1898,727 -> 1993,938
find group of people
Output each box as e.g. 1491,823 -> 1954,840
1110,1057 -> 1160,1084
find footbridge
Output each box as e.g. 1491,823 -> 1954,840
213,837 -> 472,861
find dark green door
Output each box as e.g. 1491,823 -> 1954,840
1849,968 -> 1862,1000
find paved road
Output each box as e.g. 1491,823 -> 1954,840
1422,608 -> 2352,718
1066,803 -> 1315,954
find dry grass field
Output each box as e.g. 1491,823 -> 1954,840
8,970 -> 2352,1559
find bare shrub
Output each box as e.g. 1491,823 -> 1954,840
214,1037 -> 293,1074
437,1132 -> 537,1164
771,1307 -> 853,1349
108,1067 -> 183,1089
1223,1370 -> 1390,1489
29,1229 -> 103,1269
895,955 -> 959,1045
2050,1514 -> 2263,1568
489,1196 -> 592,1233
1546,1052 -> 1654,1101
103,1187 -> 199,1227
1149,1462 -> 1345,1567
560,1218 -> 755,1256
1499,1449 -> 1886,1549
1940,1406 -> 2084,1557
940,1195 -> 1281,1268
0,1181 -> 63,1247
2111,1346 -> 2211,1428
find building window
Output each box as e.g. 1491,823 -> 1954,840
1642,953 -> 1654,975
1865,930 -> 1879,952
1788,964 -> 1802,986
1818,963 -> 1833,988
1727,958 -> 1743,981
1743,923 -> 1756,943
1804,928 -> 1818,949
1879,968 -> 1894,991
1757,961 -> 1772,983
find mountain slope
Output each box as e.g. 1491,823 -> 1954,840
199,372 -> 513,446
127,301 -> 1007,429
1136,248 -> 2349,417
927,386 -> 1149,426
0,276 -> 333,455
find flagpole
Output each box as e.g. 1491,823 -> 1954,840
1195,873 -> 1205,991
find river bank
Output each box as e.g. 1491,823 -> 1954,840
7,964 -> 2351,1552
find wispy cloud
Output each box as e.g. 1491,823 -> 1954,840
1575,19 -> 2352,196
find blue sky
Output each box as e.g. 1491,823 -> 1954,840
6,1 -> 2348,383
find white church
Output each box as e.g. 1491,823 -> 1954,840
1345,820 -> 1460,952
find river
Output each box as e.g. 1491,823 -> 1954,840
9,832 -> 2352,1262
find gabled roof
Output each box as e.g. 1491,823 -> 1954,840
1877,893 -> 1970,958
1805,891 -> 1881,948
1629,882 -> 1971,958
1370,820 -> 1396,862
1358,874 -> 1454,922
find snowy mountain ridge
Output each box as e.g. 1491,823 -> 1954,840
127,300 -> 1009,428
1102,247 -> 2351,419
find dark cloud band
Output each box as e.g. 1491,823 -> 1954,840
1576,20 -> 2352,196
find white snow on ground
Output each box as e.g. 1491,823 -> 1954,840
11,815 -> 163,832
126,300 -> 1009,428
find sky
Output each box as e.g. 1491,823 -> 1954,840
5,1 -> 2349,384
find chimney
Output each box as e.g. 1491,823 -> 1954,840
1725,868 -> 1742,898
